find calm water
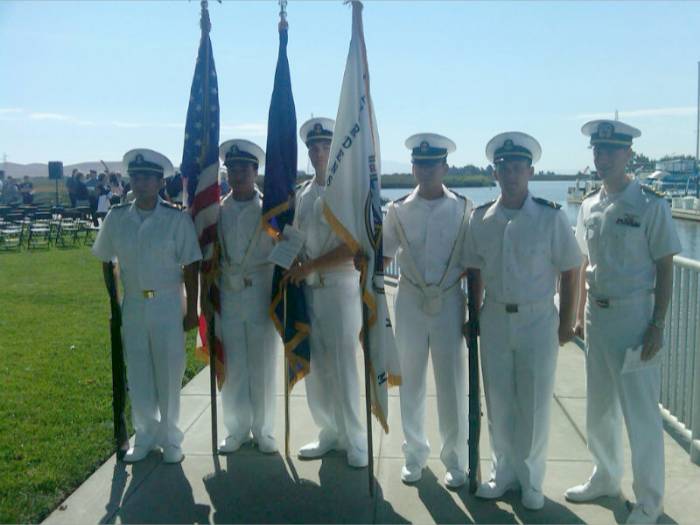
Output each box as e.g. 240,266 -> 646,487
382,180 -> 700,260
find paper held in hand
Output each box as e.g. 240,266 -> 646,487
268,224 -> 305,269
622,345 -> 662,374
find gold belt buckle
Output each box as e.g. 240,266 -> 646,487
142,290 -> 156,299
505,304 -> 518,313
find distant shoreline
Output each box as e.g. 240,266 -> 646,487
381,180 -> 496,189
380,174 -> 578,188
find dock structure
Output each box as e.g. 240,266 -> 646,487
44,277 -> 700,525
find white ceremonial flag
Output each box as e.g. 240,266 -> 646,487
322,1 -> 401,433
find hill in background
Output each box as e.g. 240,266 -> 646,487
3,161 -> 122,179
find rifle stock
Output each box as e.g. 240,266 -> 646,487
208,311 -> 218,456
106,261 -> 129,458
466,275 -> 482,493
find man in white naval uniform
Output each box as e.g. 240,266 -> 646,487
565,120 -> 680,524
465,132 -> 581,509
216,139 -> 281,455
92,148 -> 202,464
284,117 -> 368,468
382,133 -> 473,488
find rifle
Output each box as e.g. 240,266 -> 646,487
465,270 -> 482,493
208,311 -> 218,456
104,261 -> 130,458
99,160 -> 112,175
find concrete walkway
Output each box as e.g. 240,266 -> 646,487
44,293 -> 700,524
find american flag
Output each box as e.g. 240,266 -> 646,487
181,4 -> 224,388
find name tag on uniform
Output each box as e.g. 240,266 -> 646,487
616,213 -> 640,227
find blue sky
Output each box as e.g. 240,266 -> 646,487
1,0 -> 699,173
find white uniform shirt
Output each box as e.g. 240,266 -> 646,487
293,179 -> 355,274
218,191 -> 276,321
92,200 -> 202,295
575,178 -> 681,299
383,186 -> 472,286
465,193 -> 582,304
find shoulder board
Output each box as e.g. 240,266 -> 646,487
641,184 -> 665,198
111,202 -> 130,210
583,187 -> 601,200
391,192 -> 412,205
159,201 -> 182,210
295,179 -> 313,192
449,189 -> 466,201
532,197 -> 562,209
475,200 -> 495,210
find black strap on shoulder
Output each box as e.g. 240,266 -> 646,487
640,184 -> 664,198
583,187 -> 601,200
159,201 -> 182,210
475,200 -> 495,210
532,196 -> 562,209
391,192 -> 412,205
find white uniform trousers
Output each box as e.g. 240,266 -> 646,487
121,287 -> 186,449
584,295 -> 664,513
479,299 -> 559,492
395,281 -> 468,472
304,274 -> 366,456
219,292 -> 279,443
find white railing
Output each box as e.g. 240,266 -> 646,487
384,258 -> 400,282
661,255 -> 700,465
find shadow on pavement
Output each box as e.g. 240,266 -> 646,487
202,452 -> 407,523
110,459 -> 210,524
99,452 -> 164,524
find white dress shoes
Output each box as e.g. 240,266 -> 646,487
162,445 -> 184,464
298,439 -> 338,459
564,478 -> 620,502
346,449 -> 368,468
521,488 -> 545,510
122,444 -> 158,463
400,463 -> 423,484
626,504 -> 662,524
254,436 -> 278,455
444,470 -> 467,489
475,479 -> 520,499
217,435 -> 250,454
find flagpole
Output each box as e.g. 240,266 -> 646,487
361,267 -> 375,498
279,0 -> 287,22
198,0 -> 219,457
353,1 -> 375,496
283,284 -> 290,457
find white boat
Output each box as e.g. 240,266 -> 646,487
567,177 -> 601,204
671,195 -> 700,222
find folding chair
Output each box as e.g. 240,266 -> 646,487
0,214 -> 24,250
82,210 -> 108,246
27,212 -> 52,250
55,217 -> 80,247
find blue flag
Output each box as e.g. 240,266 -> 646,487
263,26 -> 311,390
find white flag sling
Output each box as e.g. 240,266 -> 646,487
322,1 -> 400,433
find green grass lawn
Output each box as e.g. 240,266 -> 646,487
0,246 -> 203,523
